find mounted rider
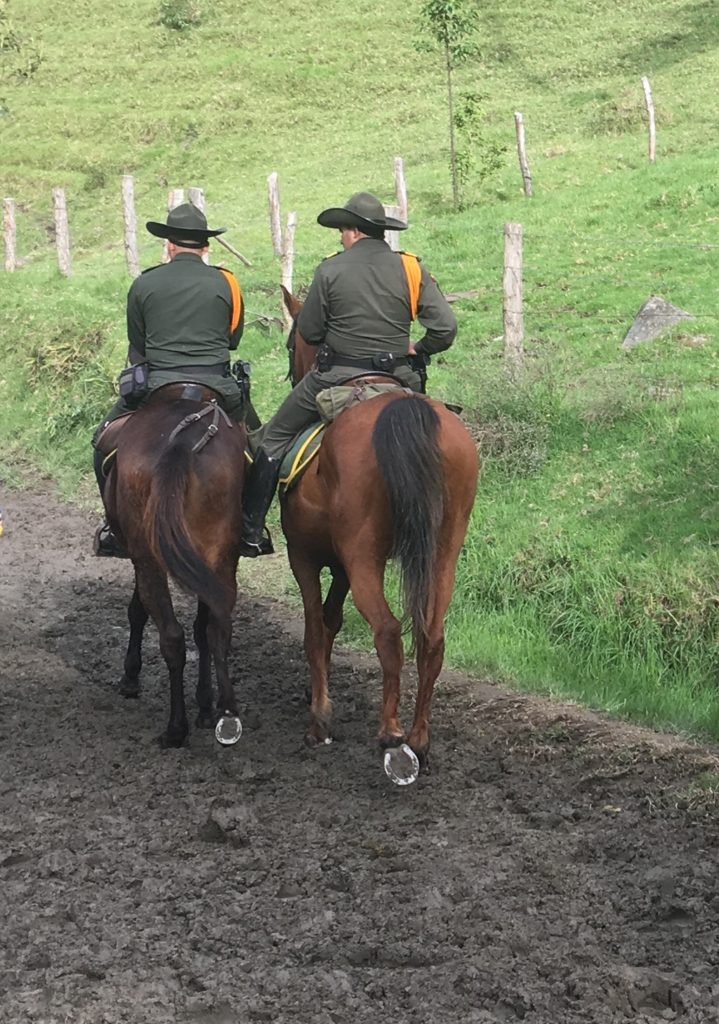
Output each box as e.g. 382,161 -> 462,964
92,202 -> 250,557
240,190 -> 458,557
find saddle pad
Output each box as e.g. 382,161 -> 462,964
278,423 -> 326,494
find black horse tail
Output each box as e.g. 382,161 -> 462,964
144,441 -> 231,618
372,395 -> 444,651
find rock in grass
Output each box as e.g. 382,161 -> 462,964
622,295 -> 694,350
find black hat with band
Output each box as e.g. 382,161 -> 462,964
317,192 -> 408,232
146,202 -> 227,248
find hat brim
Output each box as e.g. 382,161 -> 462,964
146,221 -> 227,241
317,208 -> 407,231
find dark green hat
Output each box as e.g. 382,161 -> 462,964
317,192 -> 407,232
146,202 -> 227,246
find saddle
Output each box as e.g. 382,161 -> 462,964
278,373 -> 410,494
94,382 -> 226,476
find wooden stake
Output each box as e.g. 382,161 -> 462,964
383,203 -> 403,253
267,172 -> 282,256
280,211 -> 297,331
503,222 -> 524,374
163,187 -> 185,263
394,156 -> 408,223
514,113 -> 533,197
641,76 -> 656,163
187,186 -> 209,263
121,175 -> 140,278
3,197 -> 16,272
52,187 -> 72,277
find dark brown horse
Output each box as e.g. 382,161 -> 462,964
101,384 -> 247,748
280,288 -> 479,782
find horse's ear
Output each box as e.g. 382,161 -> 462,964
280,284 -> 302,319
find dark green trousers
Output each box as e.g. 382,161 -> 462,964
252,364 -> 421,461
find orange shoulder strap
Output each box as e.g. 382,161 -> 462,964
219,268 -> 243,333
400,252 -> 422,320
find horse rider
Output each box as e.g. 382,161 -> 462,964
92,202 -> 249,557
240,190 -> 458,558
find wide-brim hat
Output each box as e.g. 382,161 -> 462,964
146,202 -> 227,243
317,192 -> 407,232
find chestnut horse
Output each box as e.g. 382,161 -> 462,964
280,287 -> 479,777
101,384 -> 247,748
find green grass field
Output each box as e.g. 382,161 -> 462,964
2,0 -> 719,738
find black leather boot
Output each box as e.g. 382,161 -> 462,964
240,450 -> 281,557
92,448 -> 128,558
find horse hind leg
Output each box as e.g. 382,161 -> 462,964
346,561 -> 406,750
136,564 -> 188,748
119,583 -> 148,698
406,556 -> 458,769
207,571 -> 241,745
289,550 -> 337,746
193,600 -> 214,729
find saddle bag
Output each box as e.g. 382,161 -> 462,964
118,363 -> 149,408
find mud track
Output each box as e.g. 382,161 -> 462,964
1,486 -> 719,1024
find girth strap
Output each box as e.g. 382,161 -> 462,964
167,402 -> 233,453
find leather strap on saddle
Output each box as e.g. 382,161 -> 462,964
168,402 -> 233,453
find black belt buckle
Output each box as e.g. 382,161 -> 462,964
372,352 -> 396,374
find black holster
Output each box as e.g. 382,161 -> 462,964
409,351 -> 431,393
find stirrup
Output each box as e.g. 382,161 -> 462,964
239,526 -> 274,558
93,523 -> 129,559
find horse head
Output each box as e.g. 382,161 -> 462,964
281,285 -> 314,386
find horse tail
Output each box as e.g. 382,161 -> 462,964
144,441 -> 232,617
372,395 -> 444,651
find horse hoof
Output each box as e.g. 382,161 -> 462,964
158,730 -> 187,749
195,710 -> 215,729
379,733 -> 406,750
304,732 -> 333,748
383,744 -> 420,787
118,676 -> 139,699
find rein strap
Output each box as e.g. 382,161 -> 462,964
167,402 -> 232,453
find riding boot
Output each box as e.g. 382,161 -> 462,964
240,450 -> 281,557
92,448 -> 128,558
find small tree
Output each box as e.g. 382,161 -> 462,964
416,0 -> 479,210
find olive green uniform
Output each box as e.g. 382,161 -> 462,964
95,252 -> 245,440
255,237 -> 457,459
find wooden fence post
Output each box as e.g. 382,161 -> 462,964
503,222 -> 524,373
394,156 -> 408,223
190,184 -> 252,267
280,211 -> 297,331
514,113 -> 533,197
121,175 -> 140,278
383,203 -> 403,252
267,172 -> 282,256
163,187 -> 185,263
187,185 -> 209,264
3,198 -> 16,272
641,76 -> 656,163
52,187 -> 72,277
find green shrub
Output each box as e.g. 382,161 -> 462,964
158,0 -> 202,31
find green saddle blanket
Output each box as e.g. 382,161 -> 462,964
278,422 -> 326,494
250,381 -> 408,495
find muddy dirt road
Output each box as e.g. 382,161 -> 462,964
1,485 -> 718,1023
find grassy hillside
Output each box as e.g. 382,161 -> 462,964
2,0 -> 719,737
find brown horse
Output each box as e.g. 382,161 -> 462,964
280,288 -> 479,781
101,384 -> 247,748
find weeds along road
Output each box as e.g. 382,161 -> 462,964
1,485 -> 718,1024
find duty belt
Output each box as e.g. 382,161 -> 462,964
166,362 -> 231,378
327,353 -> 410,370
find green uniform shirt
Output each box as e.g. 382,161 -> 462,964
296,237 -> 457,359
127,252 -> 244,369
